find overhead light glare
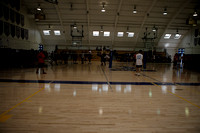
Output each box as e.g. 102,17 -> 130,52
164,34 -> 171,39
174,34 -> 181,39
37,4 -> 41,11
37,7 -> 41,11
163,12 -> 167,15
117,32 -> 124,37
193,11 -> 198,17
54,30 -> 61,35
101,8 -> 106,12
101,3 -> 106,12
165,43 -> 170,47
174,29 -> 181,39
43,30 -> 51,35
93,31 -> 99,36
128,32 -> 134,37
73,23 -> 77,29
152,25 -> 157,32
163,8 -> 167,15
104,31 -> 110,37
133,5 -> 137,14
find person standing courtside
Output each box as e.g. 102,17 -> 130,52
81,51 -> 85,64
36,50 -> 47,74
88,50 -> 92,64
135,50 -> 143,76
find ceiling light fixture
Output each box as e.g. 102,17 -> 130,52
133,5 -> 137,14
175,29 -> 179,36
101,2 -> 106,12
100,26 -> 103,32
35,4 -> 45,21
193,9 -> 198,17
73,23 -> 77,29
37,4 -> 41,11
152,25 -> 157,32
164,34 -> 171,39
163,7 -> 167,15
176,29 -> 179,35
174,29 -> 181,39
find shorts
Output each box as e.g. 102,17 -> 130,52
136,65 -> 142,68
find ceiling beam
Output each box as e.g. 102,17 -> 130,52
135,0 -> 158,47
54,4 -> 67,44
111,0 -> 123,47
157,0 -> 191,46
86,0 -> 90,46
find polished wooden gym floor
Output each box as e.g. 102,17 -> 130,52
0,61 -> 200,133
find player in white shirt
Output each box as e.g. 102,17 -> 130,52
135,50 -> 143,76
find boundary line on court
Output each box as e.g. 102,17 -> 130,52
0,79 -> 200,86
143,74 -> 200,94
0,81 -> 53,122
141,73 -> 200,109
0,87 -> 44,122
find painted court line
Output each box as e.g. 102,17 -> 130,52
0,80 -> 54,122
99,65 -> 113,91
142,74 -> 200,109
0,87 -> 45,120
0,79 -> 200,86
143,74 -> 200,94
